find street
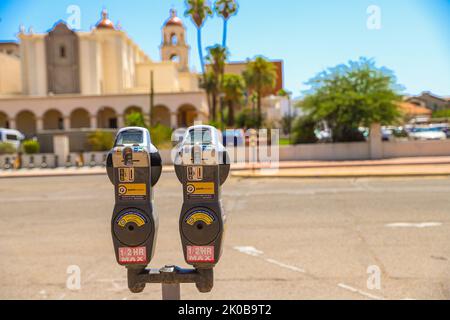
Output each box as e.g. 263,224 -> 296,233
0,173 -> 449,300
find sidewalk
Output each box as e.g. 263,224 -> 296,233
0,166 -> 174,179
231,156 -> 450,178
1,156 -> 450,179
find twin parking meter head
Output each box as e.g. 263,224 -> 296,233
174,125 -> 230,270
107,127 -> 162,270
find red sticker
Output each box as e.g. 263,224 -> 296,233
118,247 -> 147,264
187,246 -> 215,263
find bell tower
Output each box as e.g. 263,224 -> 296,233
160,9 -> 189,71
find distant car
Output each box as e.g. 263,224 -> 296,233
381,127 -> 394,141
223,129 -> 245,147
408,127 -> 447,141
0,128 -> 24,150
315,129 -> 332,143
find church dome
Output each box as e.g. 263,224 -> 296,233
96,9 -> 115,30
165,9 -> 183,27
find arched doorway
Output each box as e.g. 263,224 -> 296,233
43,109 -> 64,130
70,108 -> 90,129
16,110 -> 37,137
0,112 -> 8,128
97,107 -> 118,129
177,104 -> 198,128
152,105 -> 171,127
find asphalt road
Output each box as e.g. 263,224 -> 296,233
0,173 -> 449,300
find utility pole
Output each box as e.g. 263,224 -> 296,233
150,70 -> 154,127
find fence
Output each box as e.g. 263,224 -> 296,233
2,140 -> 450,170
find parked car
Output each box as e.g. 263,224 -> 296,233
381,126 -> 397,141
223,129 -> 245,147
0,128 -> 24,150
408,127 -> 447,141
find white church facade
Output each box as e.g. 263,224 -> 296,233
0,9 -> 208,138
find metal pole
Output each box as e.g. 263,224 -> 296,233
162,283 -> 181,300
150,71 -> 154,127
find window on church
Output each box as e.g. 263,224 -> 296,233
170,54 -> 180,63
170,33 -> 178,45
60,45 -> 66,58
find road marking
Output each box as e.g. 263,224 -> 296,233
233,246 -> 305,273
385,222 -> 443,228
265,258 -> 306,273
233,246 -> 264,257
337,283 -> 385,300
234,246 -> 393,300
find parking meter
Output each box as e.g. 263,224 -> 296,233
174,125 -> 230,272
106,127 -> 162,271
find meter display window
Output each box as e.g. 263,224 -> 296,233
187,129 -> 212,145
116,131 -> 144,145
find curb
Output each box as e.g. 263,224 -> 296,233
231,171 -> 450,179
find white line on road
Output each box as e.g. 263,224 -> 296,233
233,246 -> 264,257
385,222 -> 443,228
233,246 -> 305,273
337,283 -> 385,300
234,246 -> 391,300
264,258 -> 306,273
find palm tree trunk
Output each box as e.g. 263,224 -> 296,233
197,28 -> 205,74
257,91 -> 262,129
222,19 -> 228,48
227,100 -> 235,127
212,91 -> 217,122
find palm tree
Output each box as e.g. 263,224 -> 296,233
185,0 -> 213,74
215,0 -> 238,48
243,56 -> 277,128
206,45 -> 228,122
222,74 -> 245,126
199,71 -> 218,121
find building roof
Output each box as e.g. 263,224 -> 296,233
398,102 -> 432,116
96,9 -> 115,30
164,9 -> 184,27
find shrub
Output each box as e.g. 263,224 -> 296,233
150,124 -> 172,149
292,116 -> 318,144
0,142 -> 16,155
22,140 -> 40,154
236,108 -> 264,129
87,131 -> 114,151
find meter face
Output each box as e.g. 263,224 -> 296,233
187,128 -> 213,145
116,130 -> 144,145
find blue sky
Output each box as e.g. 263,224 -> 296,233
0,0 -> 449,98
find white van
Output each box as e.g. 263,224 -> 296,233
0,128 -> 25,150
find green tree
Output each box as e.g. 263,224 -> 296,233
185,0 -> 213,75
215,0 -> 238,47
125,112 -> 146,128
222,73 -> 245,126
301,58 -> 402,142
292,116 -> 318,144
206,44 -> 228,123
243,56 -> 277,128
433,109 -> 450,118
